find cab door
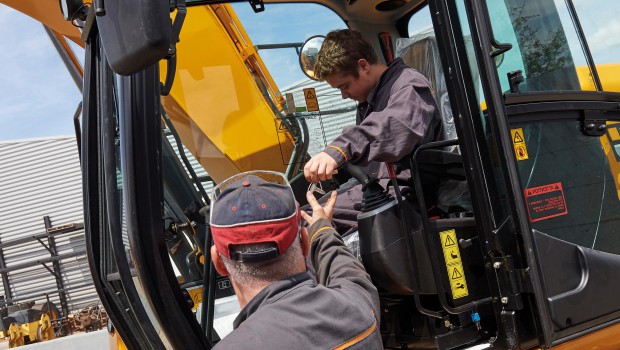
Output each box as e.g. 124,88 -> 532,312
430,0 -> 620,348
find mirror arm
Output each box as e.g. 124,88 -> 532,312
161,0 -> 187,96
169,0 -> 187,53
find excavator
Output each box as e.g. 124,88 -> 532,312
2,0 -> 620,349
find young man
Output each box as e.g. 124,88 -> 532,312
209,171 -> 382,349
304,29 -> 442,234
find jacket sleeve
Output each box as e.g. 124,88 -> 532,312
324,72 -> 438,167
309,218 -> 380,317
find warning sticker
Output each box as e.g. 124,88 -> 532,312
285,93 -> 296,114
304,88 -> 320,112
524,182 -> 568,222
273,117 -> 298,165
275,119 -> 289,133
439,229 -> 469,299
274,115 -> 327,166
511,128 -> 529,161
186,286 -> 202,311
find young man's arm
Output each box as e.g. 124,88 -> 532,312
304,72 -> 439,183
300,191 -> 380,316
327,77 -> 438,167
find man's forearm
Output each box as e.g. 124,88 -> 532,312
308,218 -> 380,316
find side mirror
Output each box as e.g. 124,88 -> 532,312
299,36 -> 325,81
59,0 -> 88,21
96,1 -> 171,76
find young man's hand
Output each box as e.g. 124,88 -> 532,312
304,151 -> 338,183
300,190 -> 337,227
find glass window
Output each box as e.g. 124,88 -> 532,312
453,0 -> 620,253
555,0 -> 620,91
455,0 -> 511,226
232,3 -> 346,88
407,5 -> 434,36
468,0 -> 620,94
170,3 -> 355,175
485,0 -> 580,92
513,119 -> 620,254
232,3 -> 356,156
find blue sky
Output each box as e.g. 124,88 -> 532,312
0,4 -> 82,141
0,2 -> 345,141
230,3 -> 345,89
1,1 -> 619,141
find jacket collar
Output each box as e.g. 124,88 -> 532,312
367,57 -> 406,104
233,271 -> 312,328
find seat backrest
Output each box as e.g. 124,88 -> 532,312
396,27 -> 457,144
397,29 -> 474,214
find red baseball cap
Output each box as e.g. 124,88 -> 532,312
210,171 -> 300,262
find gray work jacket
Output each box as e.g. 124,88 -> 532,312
325,57 -> 442,177
213,218 -> 382,349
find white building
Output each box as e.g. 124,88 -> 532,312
0,136 -> 99,317
281,79 -> 358,156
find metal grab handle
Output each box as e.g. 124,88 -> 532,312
478,0 -> 512,58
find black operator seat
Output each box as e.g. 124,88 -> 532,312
396,26 -> 458,146
396,27 -> 472,216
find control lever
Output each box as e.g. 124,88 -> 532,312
345,163 -> 390,212
345,163 -> 370,186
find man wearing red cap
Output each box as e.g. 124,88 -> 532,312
209,171 -> 382,349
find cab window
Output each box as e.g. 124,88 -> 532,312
233,3 -> 356,156
453,0 -> 620,254
484,0 -> 620,93
556,0 -> 620,91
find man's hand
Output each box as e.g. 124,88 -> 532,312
300,190 -> 337,228
304,152 -> 338,183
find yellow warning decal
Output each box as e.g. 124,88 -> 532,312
303,88 -> 320,112
511,128 -> 529,161
275,119 -> 286,133
440,229 -> 469,299
186,285 -> 203,311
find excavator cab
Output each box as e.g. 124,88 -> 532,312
89,0 -> 620,349
6,0 -> 620,348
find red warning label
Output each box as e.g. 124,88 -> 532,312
524,182 -> 568,222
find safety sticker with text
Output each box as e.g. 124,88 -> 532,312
524,182 -> 568,222
511,128 -> 529,161
303,88 -> 320,112
439,229 -> 469,300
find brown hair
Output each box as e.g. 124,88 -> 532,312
314,29 -> 378,80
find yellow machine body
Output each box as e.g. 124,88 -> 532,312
161,4 -> 294,183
